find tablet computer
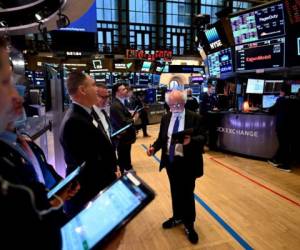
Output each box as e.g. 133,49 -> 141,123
110,123 -> 133,138
47,163 -> 84,199
171,128 -> 194,144
132,107 -> 144,117
61,173 -> 155,250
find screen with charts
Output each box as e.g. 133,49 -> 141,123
246,79 -> 264,94
236,37 -> 285,72
230,2 -> 285,45
61,173 -> 155,250
207,48 -> 233,78
262,95 -> 278,108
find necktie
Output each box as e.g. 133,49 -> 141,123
101,109 -> 111,135
91,108 -> 100,122
169,116 -> 180,163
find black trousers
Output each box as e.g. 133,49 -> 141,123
274,129 -> 291,166
166,156 -> 196,226
117,143 -> 133,173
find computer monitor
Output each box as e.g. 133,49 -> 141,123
262,95 -> 278,108
246,79 -> 264,94
291,84 -> 300,93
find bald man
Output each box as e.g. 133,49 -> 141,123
147,90 -> 206,244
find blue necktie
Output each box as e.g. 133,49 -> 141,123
169,116 -> 180,163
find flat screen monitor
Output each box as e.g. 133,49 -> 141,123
207,52 -> 221,78
264,80 -> 283,93
236,37 -> 285,72
262,95 -> 278,108
141,62 -> 152,72
291,83 -> 300,93
246,79 -> 264,94
61,173 -> 155,250
230,2 -> 285,45
207,48 -> 233,78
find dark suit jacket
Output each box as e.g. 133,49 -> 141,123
0,140 -> 64,250
110,98 -> 136,144
60,103 -> 117,213
27,140 -> 62,189
152,110 -> 206,178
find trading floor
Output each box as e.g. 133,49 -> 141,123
99,124 -> 300,250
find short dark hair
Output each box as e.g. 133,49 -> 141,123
96,82 -> 107,89
112,82 -> 124,97
66,70 -> 87,96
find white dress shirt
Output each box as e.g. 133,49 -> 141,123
93,105 -> 111,140
167,109 -> 185,157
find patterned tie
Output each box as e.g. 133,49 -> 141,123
169,116 -> 180,163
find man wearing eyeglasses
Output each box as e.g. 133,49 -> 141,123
94,83 -> 121,178
147,90 -> 206,244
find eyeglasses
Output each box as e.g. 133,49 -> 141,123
169,103 -> 184,109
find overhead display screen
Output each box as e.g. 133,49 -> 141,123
207,48 -> 233,78
236,37 -> 285,72
230,2 -> 285,45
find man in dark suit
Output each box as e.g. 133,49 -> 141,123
147,90 -> 206,244
110,82 -> 139,174
0,35 -> 64,250
60,71 -> 118,216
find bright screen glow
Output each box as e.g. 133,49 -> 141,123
246,79 -> 264,94
262,95 -> 278,108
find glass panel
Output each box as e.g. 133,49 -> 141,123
96,0 -> 104,8
137,33 -> 142,45
167,15 -> 172,25
137,12 -> 143,22
98,32 -> 103,43
106,31 -> 112,44
173,3 -> 178,15
97,9 -> 104,20
180,35 -> 184,47
104,9 -> 112,21
172,35 -> 177,46
129,0 -> 135,11
130,12 -> 136,22
145,33 -> 150,45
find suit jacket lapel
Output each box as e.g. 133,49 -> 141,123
184,110 -> 191,129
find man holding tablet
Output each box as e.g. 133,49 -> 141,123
60,71 -> 119,216
147,90 -> 206,244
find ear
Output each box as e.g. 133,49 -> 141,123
78,85 -> 86,96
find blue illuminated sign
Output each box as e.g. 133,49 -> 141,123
205,27 -> 222,50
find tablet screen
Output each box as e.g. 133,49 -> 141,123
111,123 -> 132,138
61,173 -> 155,250
47,165 -> 82,199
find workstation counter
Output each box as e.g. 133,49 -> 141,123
208,111 -> 278,159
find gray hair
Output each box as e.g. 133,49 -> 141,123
165,90 -> 187,104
